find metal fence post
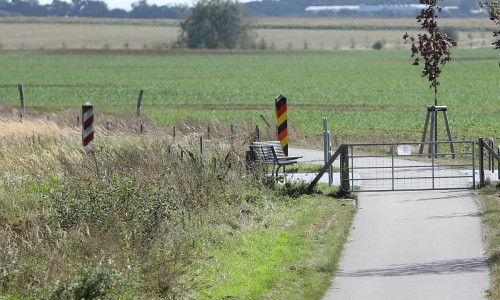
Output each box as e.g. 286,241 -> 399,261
323,118 -> 328,165
328,131 -> 333,186
488,138 -> 494,172
498,145 -> 500,180
255,125 -> 260,142
82,102 -> 94,154
391,144 -> 395,191
340,145 -> 350,191
478,137 -> 485,187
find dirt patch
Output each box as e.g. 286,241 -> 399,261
0,83 -> 123,88
37,48 -> 302,57
146,103 -> 411,112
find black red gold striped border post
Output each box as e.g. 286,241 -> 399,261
82,102 -> 94,154
275,94 -> 288,156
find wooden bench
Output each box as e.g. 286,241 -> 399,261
248,143 -> 302,177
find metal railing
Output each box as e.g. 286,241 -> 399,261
478,137 -> 500,186
340,141 -> 475,192
307,140 -> 475,193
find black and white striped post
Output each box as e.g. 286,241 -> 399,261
82,102 -> 94,154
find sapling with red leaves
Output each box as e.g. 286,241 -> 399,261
403,0 -> 457,106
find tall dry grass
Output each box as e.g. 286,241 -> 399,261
0,112 -> 274,298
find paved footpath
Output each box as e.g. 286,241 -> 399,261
289,147 -> 491,300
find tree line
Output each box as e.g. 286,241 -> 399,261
0,0 -> 481,19
0,0 -> 184,18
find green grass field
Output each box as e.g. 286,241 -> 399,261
1,48 -> 498,146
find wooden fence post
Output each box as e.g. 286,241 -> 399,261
230,124 -> 234,143
200,136 -> 204,156
18,84 -> 25,118
137,90 -> 144,117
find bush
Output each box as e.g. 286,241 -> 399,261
372,40 -> 384,50
49,262 -> 122,300
441,26 -> 459,42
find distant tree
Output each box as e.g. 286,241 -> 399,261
48,0 -> 72,16
180,0 -> 253,49
130,0 -> 182,18
479,1 -> 500,51
108,8 -> 128,18
78,0 -> 108,17
9,0 -> 48,16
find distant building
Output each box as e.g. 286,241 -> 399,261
305,4 -> 459,13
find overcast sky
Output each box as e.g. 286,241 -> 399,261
38,0 -> 254,11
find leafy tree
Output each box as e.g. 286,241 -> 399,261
180,0 -> 253,49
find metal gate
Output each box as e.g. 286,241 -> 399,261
339,141 -> 475,192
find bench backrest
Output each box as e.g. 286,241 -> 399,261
252,141 -> 286,158
249,144 -> 277,163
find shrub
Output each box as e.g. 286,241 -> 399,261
372,40 -> 384,50
49,262 -> 122,300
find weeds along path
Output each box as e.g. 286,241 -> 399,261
290,147 -> 490,299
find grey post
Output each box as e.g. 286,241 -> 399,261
340,145 -> 350,192
323,118 -> 328,165
255,125 -> 260,142
429,107 -> 436,157
328,131 -> 333,186
137,90 -> 144,117
479,137 -> 485,187
488,138 -> 494,172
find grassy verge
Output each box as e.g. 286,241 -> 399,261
0,118 -> 355,299
477,183 -> 500,298
195,183 -> 355,299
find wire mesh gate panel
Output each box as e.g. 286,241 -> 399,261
341,141 -> 475,192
